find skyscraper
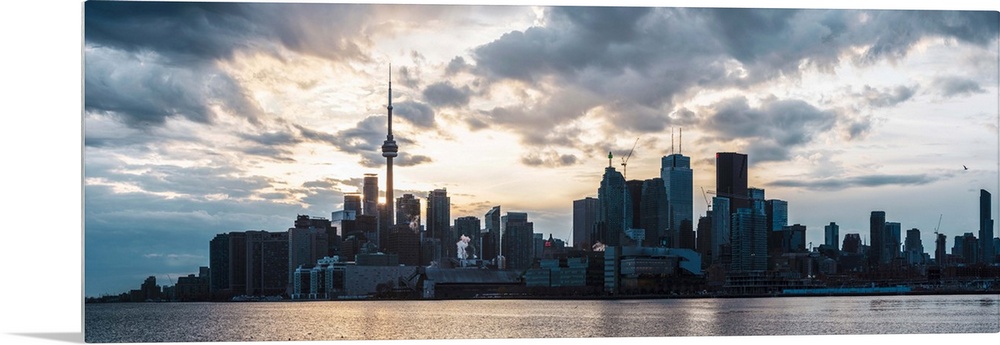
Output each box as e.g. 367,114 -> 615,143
426,188 -> 452,258
362,174 -> 378,217
730,207 -> 767,271
904,228 -> 924,265
396,193 -> 420,227
980,189 -> 994,264
661,153 -> 692,247
626,180 -> 644,230
885,221 -> 901,263
483,206 -> 501,261
501,212 -> 534,271
454,216 -> 481,259
597,153 -> 630,247
573,197 -> 599,249
869,211 -> 886,268
381,68 -> 398,230
765,199 -> 788,232
825,222 -> 839,249
711,196 -> 730,263
716,152 -> 749,212
640,178 -> 669,247
343,193 -> 361,215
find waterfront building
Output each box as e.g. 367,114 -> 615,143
825,222 -> 839,249
596,155 -> 630,247
730,207 -> 767,272
662,152 -> 693,248
573,197 -> 599,249
244,230 -> 290,296
288,216 -> 330,293
981,189 -> 995,264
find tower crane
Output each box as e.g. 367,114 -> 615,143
934,214 -> 942,235
701,187 -> 712,211
620,137 -> 639,179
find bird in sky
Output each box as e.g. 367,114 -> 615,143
963,165 -> 968,170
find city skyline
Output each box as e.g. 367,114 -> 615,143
82,2 -> 998,296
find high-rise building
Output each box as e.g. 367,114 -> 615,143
842,233 -> 861,254
362,174 -> 378,217
935,233 -> 948,266
661,153 -> 692,247
904,228 -> 925,265
824,222 -> 840,249
886,221 -> 901,262
483,206 -> 501,261
765,199 -> 788,232
343,194 -> 361,215
288,216 -> 330,293
626,180 -> 644,230
711,196 -> 730,263
427,188 -> 451,258
640,178 -> 669,247
454,216 -> 481,259
396,193 -> 420,228
980,189 -> 994,264
869,211 -> 886,267
696,212 -> 713,266
597,153 -> 630,247
730,207 -> 767,271
573,197 -> 599,249
958,233 -> 979,265
716,152 -> 749,212
245,230 -> 289,296
502,212 -> 534,271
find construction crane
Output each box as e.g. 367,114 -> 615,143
934,214 -> 942,235
701,187 -> 712,211
620,137 -> 639,179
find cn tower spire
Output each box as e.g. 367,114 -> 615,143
381,64 -> 399,230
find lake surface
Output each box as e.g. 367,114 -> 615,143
84,294 -> 1000,343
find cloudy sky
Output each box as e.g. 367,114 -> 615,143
79,1 -> 998,297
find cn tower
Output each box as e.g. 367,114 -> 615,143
381,66 -> 398,227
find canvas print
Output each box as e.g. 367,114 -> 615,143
83,1 -> 1000,343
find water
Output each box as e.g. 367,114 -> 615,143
84,294 -> 1000,343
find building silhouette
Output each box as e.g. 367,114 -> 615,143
626,180 -> 644,233
596,153 -> 630,247
765,199 -> 787,232
573,197 -> 599,249
711,196 -> 731,264
730,189 -> 767,272
980,189 -> 994,264
343,193 -> 361,215
501,212 -> 534,271
640,178 -> 669,247
396,193 -> 420,229
427,188 -> 451,259
904,228 -> 925,265
869,211 -> 886,268
661,152 -> 692,249
825,222 -> 839,249
362,174 -> 378,217
454,216 -> 481,260
716,152 -> 749,212
483,206 -> 501,262
886,221 -> 902,263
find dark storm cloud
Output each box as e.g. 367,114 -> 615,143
468,7 -> 998,149
700,96 -> 838,163
930,76 -> 986,97
84,2 -> 372,63
422,82 -> 472,108
85,48 -> 265,127
768,173 -> 945,191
